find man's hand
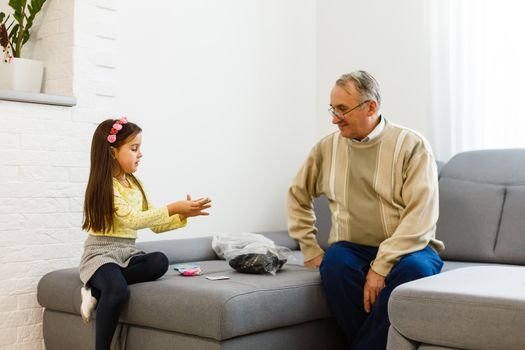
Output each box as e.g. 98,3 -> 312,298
304,254 -> 324,268
363,268 -> 385,313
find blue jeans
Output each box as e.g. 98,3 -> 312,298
319,241 -> 443,350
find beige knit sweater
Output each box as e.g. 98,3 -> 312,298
287,119 -> 444,276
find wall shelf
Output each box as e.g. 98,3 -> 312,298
0,89 -> 76,107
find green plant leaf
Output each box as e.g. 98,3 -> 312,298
8,0 -> 24,18
12,13 -> 22,23
0,13 -> 6,23
8,0 -> 23,9
10,23 -> 19,40
4,0 -> 47,58
22,29 -> 29,45
25,18 -> 33,31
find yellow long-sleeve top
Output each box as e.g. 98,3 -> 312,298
89,178 -> 187,238
287,119 -> 445,276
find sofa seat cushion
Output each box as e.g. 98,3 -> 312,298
38,260 -> 332,341
389,266 -> 525,350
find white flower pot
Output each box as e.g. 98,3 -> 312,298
0,58 -> 44,93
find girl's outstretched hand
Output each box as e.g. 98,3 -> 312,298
168,194 -> 212,220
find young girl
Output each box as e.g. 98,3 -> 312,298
79,117 -> 211,350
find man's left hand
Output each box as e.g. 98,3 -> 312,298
363,268 -> 386,313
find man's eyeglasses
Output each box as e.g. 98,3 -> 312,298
328,100 -> 371,120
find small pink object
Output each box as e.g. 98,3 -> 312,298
181,268 -> 201,276
119,117 -> 128,124
107,134 -> 117,143
112,123 -> 123,131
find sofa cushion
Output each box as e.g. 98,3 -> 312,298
494,185 -> 525,264
436,178 -> 505,261
436,149 -> 525,264
438,149 -> 525,185
389,266 -> 525,350
38,260 -> 331,341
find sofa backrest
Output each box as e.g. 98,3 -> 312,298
313,196 -> 332,250
436,149 -> 525,264
137,237 -> 218,264
137,230 -> 299,264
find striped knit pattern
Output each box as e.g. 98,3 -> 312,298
287,119 -> 445,276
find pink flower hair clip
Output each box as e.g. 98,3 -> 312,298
107,117 -> 128,143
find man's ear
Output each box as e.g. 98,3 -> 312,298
367,100 -> 378,116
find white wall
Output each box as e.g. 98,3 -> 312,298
0,1 -> 434,348
115,0 -> 317,240
0,2 -> 8,14
315,0 -> 434,146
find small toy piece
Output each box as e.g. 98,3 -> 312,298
173,263 -> 202,276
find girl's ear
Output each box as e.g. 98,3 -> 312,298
110,146 -> 117,159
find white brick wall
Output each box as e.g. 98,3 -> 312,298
31,0 -> 75,95
0,0 -> 119,348
0,100 -> 91,350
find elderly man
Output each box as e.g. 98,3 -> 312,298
287,71 -> 444,349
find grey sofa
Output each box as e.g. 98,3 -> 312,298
37,227 -> 346,349
387,149 -> 525,350
38,148 -> 525,350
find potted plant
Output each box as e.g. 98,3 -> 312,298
0,0 -> 47,93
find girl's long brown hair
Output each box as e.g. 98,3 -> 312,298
82,119 -> 149,233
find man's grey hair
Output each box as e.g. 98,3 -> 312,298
336,70 -> 381,108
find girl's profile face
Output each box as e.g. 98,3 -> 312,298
113,132 -> 142,174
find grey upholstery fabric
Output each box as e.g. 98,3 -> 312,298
39,261 -> 331,341
494,185 -> 525,263
436,149 -> 525,264
136,231 -> 299,265
312,196 -> 331,250
43,310 -> 95,350
439,149 -> 525,185
436,178 -> 506,261
137,237 -> 217,264
127,318 -> 346,350
387,326 -> 417,350
43,309 -> 346,350
258,230 -> 300,250
389,266 -> 525,350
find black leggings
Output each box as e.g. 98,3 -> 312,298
88,252 -> 169,350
